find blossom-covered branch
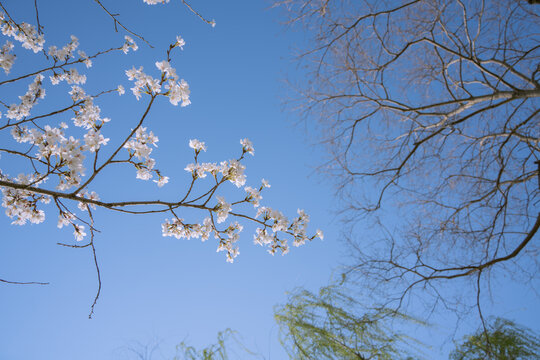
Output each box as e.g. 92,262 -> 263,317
0,2 -> 321,267
0,1 -> 321,315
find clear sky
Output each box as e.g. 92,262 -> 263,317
0,1 -> 538,360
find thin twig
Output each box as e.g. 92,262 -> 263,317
33,0 -> 42,34
93,0 -> 153,48
1,277 -> 49,285
181,0 -> 215,27
476,272 -> 493,358
87,211 -> 102,319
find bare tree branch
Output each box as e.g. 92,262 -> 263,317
0,278 -> 49,285
278,0 -> 540,324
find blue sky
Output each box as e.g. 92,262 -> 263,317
0,1 -> 538,359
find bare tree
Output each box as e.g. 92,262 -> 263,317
277,0 -> 540,320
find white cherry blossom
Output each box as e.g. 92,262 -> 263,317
122,35 -> 138,54
0,40 -> 15,74
175,35 -> 185,49
240,138 -> 254,155
216,196 -> 231,223
189,139 -> 207,152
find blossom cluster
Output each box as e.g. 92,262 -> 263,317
217,222 -> 243,263
0,40 -> 15,74
77,190 -> 99,212
57,207 -> 86,241
244,186 -> 262,207
8,76 -> 113,192
216,196 -> 232,223
57,210 -> 75,229
121,38 -> 190,105
48,35 -> 78,61
161,214 -> 243,263
125,66 -> 161,99
184,159 -> 247,187
6,74 -> 46,120
0,13 -> 44,53
253,207 -> 323,255
162,217 -> 213,241
184,139 -> 250,187
84,129 -> 109,152
0,173 -> 49,225
174,35 -> 185,50
123,127 -> 161,181
155,60 -> 191,106
240,138 -> 254,155
50,68 -> 87,85
47,34 -> 93,69
12,124 -> 83,190
122,35 -> 138,54
161,139 -> 323,262
189,139 -> 207,153
160,193 -> 324,262
72,95 -> 110,129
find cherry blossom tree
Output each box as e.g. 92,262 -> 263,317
0,0 -> 322,317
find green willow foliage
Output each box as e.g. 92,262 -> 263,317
274,285 -> 423,360
173,330 -> 235,360
172,329 -> 263,360
140,297 -> 539,360
450,318 -> 540,360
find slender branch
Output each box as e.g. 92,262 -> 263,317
93,0 -> 153,47
73,95 -> 157,194
33,0 -> 42,34
88,233 -> 101,319
180,0 -> 215,26
0,277 -> 48,285
476,272 -> 494,358
0,46 -> 123,86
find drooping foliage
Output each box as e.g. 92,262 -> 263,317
275,285 -> 424,360
450,318 -> 540,360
